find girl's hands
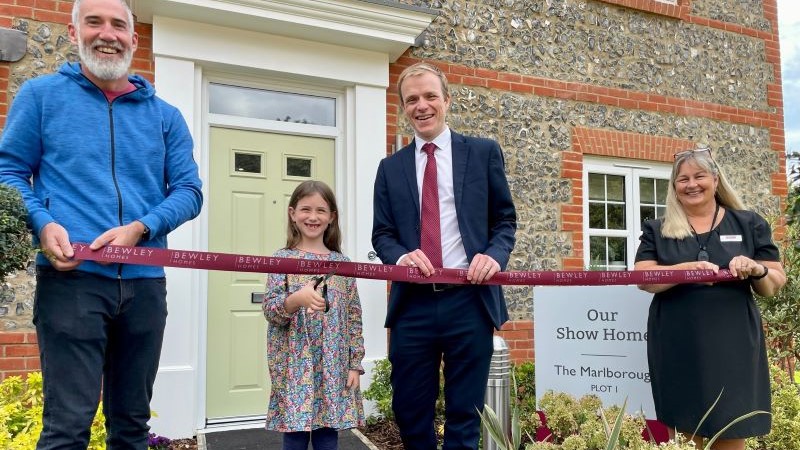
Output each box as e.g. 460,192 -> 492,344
285,280 -> 326,314
345,370 -> 360,393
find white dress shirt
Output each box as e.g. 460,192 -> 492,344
413,128 -> 469,269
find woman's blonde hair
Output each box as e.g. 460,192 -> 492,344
285,180 -> 342,253
661,150 -> 744,239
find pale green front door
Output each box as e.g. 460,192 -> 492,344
207,127 -> 335,420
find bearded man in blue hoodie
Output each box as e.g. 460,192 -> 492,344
0,0 -> 203,448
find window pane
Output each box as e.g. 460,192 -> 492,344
588,173 -> 605,200
639,178 -> 654,203
656,179 -> 668,203
286,157 -> 312,178
607,175 -> 625,202
657,206 -> 666,218
607,204 -> 625,229
640,206 -> 656,223
589,236 -> 607,266
209,83 -> 336,126
640,176 -> 669,222
589,203 -> 606,228
608,237 -> 627,266
234,153 -> 261,174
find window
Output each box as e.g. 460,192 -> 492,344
209,83 -> 336,126
584,158 -> 671,271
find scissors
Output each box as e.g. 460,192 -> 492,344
313,270 -> 336,312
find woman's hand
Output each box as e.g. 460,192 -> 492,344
728,255 -> 765,280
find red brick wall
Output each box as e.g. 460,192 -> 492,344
0,332 -> 39,380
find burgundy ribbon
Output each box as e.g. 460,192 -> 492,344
70,243 -> 737,286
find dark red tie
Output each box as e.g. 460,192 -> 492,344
420,142 -> 443,267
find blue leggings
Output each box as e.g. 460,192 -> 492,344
282,428 -> 338,450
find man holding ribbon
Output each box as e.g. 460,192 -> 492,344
372,62 -> 517,450
0,0 -> 202,448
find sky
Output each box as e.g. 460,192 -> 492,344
778,0 -> 800,154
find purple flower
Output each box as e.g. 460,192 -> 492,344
148,433 -> 172,449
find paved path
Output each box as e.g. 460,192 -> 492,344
202,428 -> 376,450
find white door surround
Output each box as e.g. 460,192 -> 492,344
131,0 -> 436,439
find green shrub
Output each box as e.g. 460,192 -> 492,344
0,372 -> 105,449
363,359 -> 394,423
0,372 -> 171,449
514,360 -> 538,442
746,365 -> 800,450
0,184 -> 34,283
530,391 -> 648,449
361,359 -> 445,439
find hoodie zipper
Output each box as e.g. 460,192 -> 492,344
104,90 -> 137,278
107,101 -> 124,279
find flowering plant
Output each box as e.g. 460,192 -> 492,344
147,433 -> 171,449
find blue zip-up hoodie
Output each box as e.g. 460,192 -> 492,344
0,62 -> 203,279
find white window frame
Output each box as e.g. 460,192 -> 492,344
582,157 -> 672,270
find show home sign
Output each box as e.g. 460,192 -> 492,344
533,285 -> 655,418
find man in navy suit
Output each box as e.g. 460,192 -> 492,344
372,62 -> 517,450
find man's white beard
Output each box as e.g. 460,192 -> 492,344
78,38 -> 133,81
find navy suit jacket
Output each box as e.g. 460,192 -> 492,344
372,131 -> 517,330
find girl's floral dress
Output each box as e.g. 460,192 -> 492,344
262,248 -> 365,432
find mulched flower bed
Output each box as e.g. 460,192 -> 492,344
359,418 -> 404,450
163,419 -> 403,450
168,438 -> 198,450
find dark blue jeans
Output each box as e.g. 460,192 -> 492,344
34,267 -> 168,450
283,428 -> 338,450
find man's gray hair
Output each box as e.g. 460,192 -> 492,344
71,0 -> 135,35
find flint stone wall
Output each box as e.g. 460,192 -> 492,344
405,0 -> 773,111
2,19 -> 73,331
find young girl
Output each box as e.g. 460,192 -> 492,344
263,180 -> 365,450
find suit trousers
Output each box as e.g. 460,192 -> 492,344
34,267 -> 168,450
388,285 -> 494,450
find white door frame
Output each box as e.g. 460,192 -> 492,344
203,75 -> 342,425
146,15 -> 407,438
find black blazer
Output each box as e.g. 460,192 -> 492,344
371,131 -> 517,329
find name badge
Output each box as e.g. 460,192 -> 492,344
720,235 -> 742,242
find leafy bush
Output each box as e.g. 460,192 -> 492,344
361,359 -> 445,440
0,372 -> 105,449
746,365 -> 800,450
363,358 -> 394,423
514,360 -> 538,441
756,209 -> 800,380
531,392 -> 649,449
756,171 -> 800,381
483,366 -> 800,450
0,184 -> 33,283
0,372 -> 171,449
